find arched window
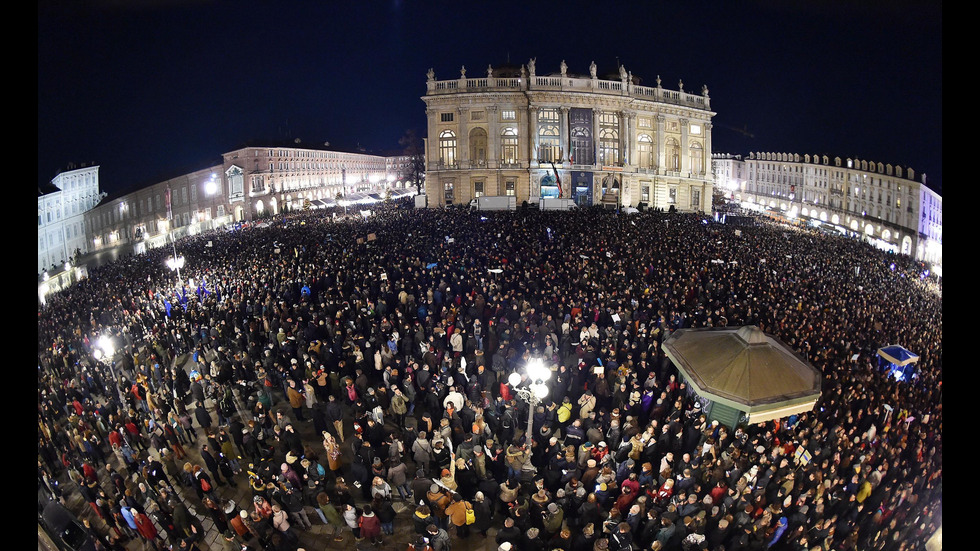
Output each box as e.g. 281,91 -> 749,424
689,142 -> 704,175
570,126 -> 592,165
666,138 -> 680,171
538,125 -> 559,163
637,134 -> 654,168
469,128 -> 487,166
500,128 -> 518,164
439,130 -> 457,167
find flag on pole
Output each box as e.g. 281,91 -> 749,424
549,162 -> 563,198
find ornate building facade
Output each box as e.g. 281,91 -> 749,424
221,146 -> 407,222
422,60 -> 714,211
78,146 -> 406,266
713,152 -> 942,264
38,164 -> 103,274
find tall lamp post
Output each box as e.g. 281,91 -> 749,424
166,250 -> 185,282
206,173 -> 219,229
507,358 -> 551,445
93,335 -> 125,404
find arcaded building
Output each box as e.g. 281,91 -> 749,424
422,60 -> 715,211
713,152 -> 942,264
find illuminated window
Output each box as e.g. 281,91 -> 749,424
501,110 -> 516,121
637,134 -> 653,168
501,128 -> 518,164
598,113 -> 620,166
505,180 -> 516,196
690,142 -> 704,174
439,130 -> 457,166
666,138 -> 680,171
538,124 -> 559,162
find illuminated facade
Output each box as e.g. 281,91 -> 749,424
38,164 -> 103,274
222,146 -> 408,221
422,61 -> 714,211
80,146 -> 406,260
713,152 -> 942,264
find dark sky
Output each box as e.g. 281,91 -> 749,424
38,0 -> 942,196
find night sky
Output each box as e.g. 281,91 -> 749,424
38,1 -> 942,196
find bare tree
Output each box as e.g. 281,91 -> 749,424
399,129 -> 426,195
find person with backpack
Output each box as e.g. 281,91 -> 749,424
445,493 -> 474,538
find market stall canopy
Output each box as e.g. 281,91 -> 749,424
663,325 -> 822,425
877,345 -> 919,367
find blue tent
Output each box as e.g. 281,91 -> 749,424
876,344 -> 919,382
877,345 -> 920,366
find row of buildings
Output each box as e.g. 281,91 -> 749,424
713,152 -> 942,265
39,59 -> 942,287
38,145 -> 414,277
420,60 -> 941,265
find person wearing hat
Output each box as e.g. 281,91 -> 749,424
229,507 -> 250,541
408,534 -> 435,551
542,501 -> 564,537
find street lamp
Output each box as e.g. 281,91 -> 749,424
206,173 -> 219,229
92,334 -> 125,404
166,252 -> 185,281
508,358 -> 551,447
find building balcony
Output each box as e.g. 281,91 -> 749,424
427,75 -> 711,111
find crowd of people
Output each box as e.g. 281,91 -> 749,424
38,201 -> 942,551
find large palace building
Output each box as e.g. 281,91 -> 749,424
422,60 -> 715,211
713,152 -> 942,265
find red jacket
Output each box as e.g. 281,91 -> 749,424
134,512 -> 158,540
359,512 -> 381,538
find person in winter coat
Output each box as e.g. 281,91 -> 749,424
388,458 -> 411,499
358,505 -> 383,545
271,504 -> 297,542
342,503 -> 361,540
445,494 -> 473,538
413,431 -> 435,473
372,495 -> 397,535
316,493 -> 345,541
472,491 -> 493,536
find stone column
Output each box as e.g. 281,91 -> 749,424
703,122 -> 713,177
655,115 -> 666,171
680,118 -> 689,175
528,105 -> 539,167
488,106 -> 499,172
593,109 -> 602,166
457,107 -> 469,166
425,108 -> 436,171
619,110 -> 629,166
559,107 -> 570,165
626,111 -> 637,168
